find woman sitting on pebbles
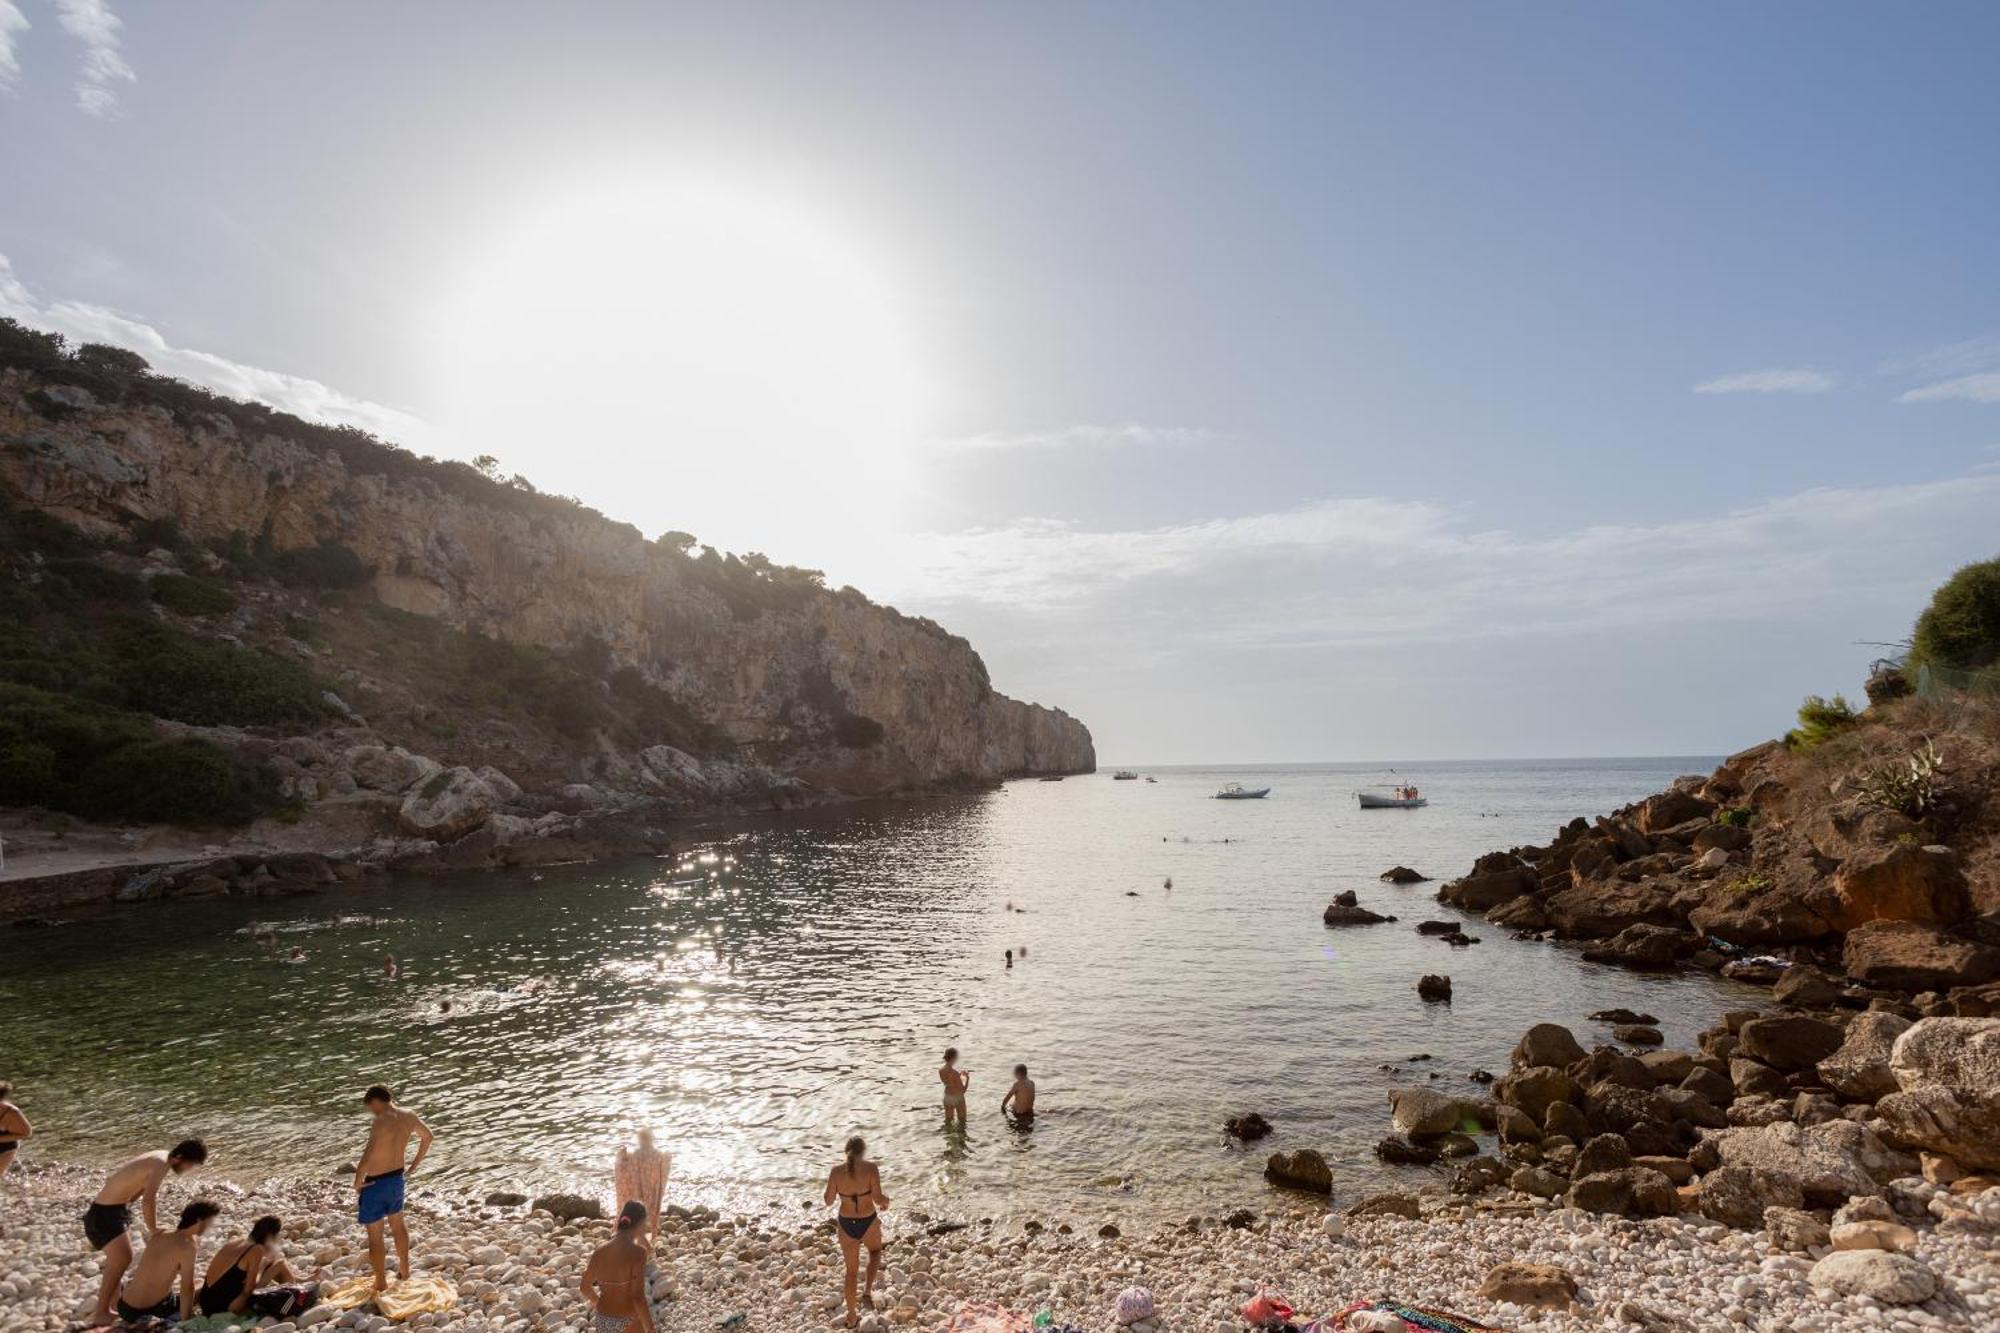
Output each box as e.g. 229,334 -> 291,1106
197,1213 -> 319,1318
824,1135 -> 889,1329
581,1201 -> 655,1333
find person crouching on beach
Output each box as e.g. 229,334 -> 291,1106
0,1079 -> 31,1177
581,1201 -> 655,1333
354,1084 -> 433,1294
114,1199 -> 218,1324
198,1213 -> 320,1318
824,1136 -> 889,1329
939,1048 -> 969,1128
83,1137 -> 208,1325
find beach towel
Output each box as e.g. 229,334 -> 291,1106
316,1272 -> 459,1318
941,1302 -> 1034,1331
1318,1299 -> 1508,1332
1241,1290 -> 1296,1326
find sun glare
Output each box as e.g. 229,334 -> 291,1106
425,175 -> 934,568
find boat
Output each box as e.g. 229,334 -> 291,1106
1214,782 -> 1270,800
1038,775 -> 1065,783
1144,776 -> 1157,783
1112,770 -> 1138,780
1357,784 -> 1427,809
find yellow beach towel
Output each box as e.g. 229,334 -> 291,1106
317,1273 -> 460,1318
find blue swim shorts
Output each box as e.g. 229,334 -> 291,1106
357,1168 -> 406,1225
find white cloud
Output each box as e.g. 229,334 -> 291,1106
0,2 -> 28,94
56,0 -> 134,116
0,252 -> 433,445
1693,368 -> 1835,395
1899,372 -> 2000,405
937,422 -> 1216,452
888,474 -> 2000,655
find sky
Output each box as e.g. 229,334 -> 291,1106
2,2 -> 1998,764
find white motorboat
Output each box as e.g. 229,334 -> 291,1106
1112,770 -> 1139,780
1357,784 -> 1427,809
1214,782 -> 1270,800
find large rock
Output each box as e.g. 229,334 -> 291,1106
1697,1164 -> 1803,1226
1485,895 -> 1550,930
1513,1023 -> 1586,1069
1636,790 -> 1710,834
1831,843 -> 1969,930
1344,1191 -> 1420,1219
1565,1167 -> 1679,1217
1497,1067 -> 1579,1123
347,744 -> 443,793
1380,866 -> 1430,883
1390,1087 -> 1474,1137
1582,922 -> 1694,970
1323,900 -> 1391,925
397,766 -> 499,840
532,1192 -> 604,1222
1817,1011 -> 1914,1102
1441,853 -> 1539,912
1545,879 -> 1686,939
1873,1017 -> 2000,1170
1736,1015 -> 1844,1072
1806,1250 -> 1939,1305
1705,1120 -> 1896,1205
1263,1149 -> 1332,1194
1843,921 -> 2000,991
1772,964 -> 1844,1007
1477,1262 -> 1577,1311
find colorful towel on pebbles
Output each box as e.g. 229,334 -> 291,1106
316,1272 -> 460,1318
1313,1299 -> 1508,1332
939,1303 -> 1033,1331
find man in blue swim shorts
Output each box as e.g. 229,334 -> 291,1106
354,1085 -> 434,1296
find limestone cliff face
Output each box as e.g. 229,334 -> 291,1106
0,371 -> 1094,791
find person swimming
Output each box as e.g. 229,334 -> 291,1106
383,953 -> 397,979
1004,949 -> 1013,968
581,1201 -> 654,1333
939,1049 -> 969,1128
823,1136 -> 888,1329
1002,1064 -> 1037,1125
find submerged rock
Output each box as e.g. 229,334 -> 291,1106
1263,1149 -> 1333,1194
1380,865 -> 1430,883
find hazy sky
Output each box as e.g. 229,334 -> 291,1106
3,3 -> 1997,763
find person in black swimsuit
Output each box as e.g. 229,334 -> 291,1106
198,1215 -> 318,1317
0,1080 -> 31,1178
822,1136 -> 888,1329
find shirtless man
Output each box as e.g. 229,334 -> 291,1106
939,1048 -> 969,1128
1001,1064 -> 1036,1124
354,1085 -> 434,1294
0,1079 -> 32,1177
581,1201 -> 655,1333
113,1200 -> 218,1324
83,1138 -> 208,1326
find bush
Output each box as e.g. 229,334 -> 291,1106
109,624 -> 327,727
273,540 -> 374,589
150,573 -> 237,616
1715,806 -> 1752,828
1859,738 -> 1947,820
1786,694 -> 1859,750
1912,557 -> 2000,672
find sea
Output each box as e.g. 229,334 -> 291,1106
0,758 -> 1763,1225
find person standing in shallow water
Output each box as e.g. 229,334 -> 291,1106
824,1136 -> 888,1329
939,1048 -> 969,1128
354,1085 -> 433,1294
614,1129 -> 670,1242
1002,1064 -> 1037,1125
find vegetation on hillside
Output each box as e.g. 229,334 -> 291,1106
1912,555 -> 2000,674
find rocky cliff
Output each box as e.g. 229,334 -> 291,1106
0,365 -> 1093,797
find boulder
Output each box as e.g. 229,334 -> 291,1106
1375,1135 -> 1441,1165
1323,900 -> 1390,926
1496,1104 -> 1541,1144
1582,923 -> 1695,970
1731,1057 -> 1789,1099
1873,1017 -> 2000,1170
1637,790 -> 1710,834
1417,974 -> 1452,1001
1844,921 -> 2000,992
1656,1087 -> 1728,1130
1575,1133 -> 1633,1176
1477,1262 -> 1577,1311
1692,823 -> 1753,855
1416,920 -> 1459,935
1545,879 -> 1685,939
1737,1015 -> 1845,1072
1614,1025 -> 1665,1046
532,1192 -> 604,1222
1591,1008 -> 1660,1025
1264,1149 -> 1333,1194
1451,1155 -> 1510,1195
1513,1023 -> 1586,1069
1441,853 -> 1539,911
1830,1219 -> 1919,1252
1498,1067 -> 1579,1123
1705,1120 -> 1893,1205
1773,965 -> 1844,1008
1381,866 -> 1430,883
347,744 -> 443,794
1544,1101 -> 1591,1142
1681,1066 -> 1734,1106
1224,1112 -> 1273,1142
1691,884 -> 1835,946
1510,1166 -> 1569,1199
1565,1167 -> 1679,1217
1765,1205 -> 1831,1251
1635,1155 -> 1695,1185
1806,1250 -> 1938,1305
484,1191 -> 529,1207
1830,842 -> 1969,931
1485,895 -> 1550,930
1638,1050 -> 1694,1083
1697,1164 -> 1803,1226
1818,1011 -> 1913,1102
1390,1087 -> 1474,1137
474,765 -> 523,803
397,766 -> 499,841
1344,1192 -> 1420,1219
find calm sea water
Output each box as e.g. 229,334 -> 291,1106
0,758 -> 1760,1224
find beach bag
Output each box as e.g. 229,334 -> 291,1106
1114,1286 -> 1155,1323
1240,1290 -> 1295,1327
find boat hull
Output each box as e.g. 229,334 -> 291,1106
1215,788 -> 1270,800
1357,793 -> 1427,808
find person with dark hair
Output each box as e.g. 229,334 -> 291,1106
354,1085 -> 433,1295
1002,1065 -> 1036,1125
822,1135 -> 888,1328
114,1199 -> 218,1323
0,1079 -> 31,1177
580,1201 -> 654,1333
939,1049 -> 969,1128
82,1138 -> 209,1325
199,1214 -> 320,1317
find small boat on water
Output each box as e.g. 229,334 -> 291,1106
1038,775 -> 1065,783
1144,776 -> 1157,783
1214,782 -> 1270,800
1112,770 -> 1139,780
1357,784 -> 1427,809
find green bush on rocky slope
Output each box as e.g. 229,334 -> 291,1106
1912,555 -> 2000,675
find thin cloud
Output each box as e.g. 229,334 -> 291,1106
1899,372 -> 2000,405
0,2 -> 27,94
0,252 -> 432,445
1693,368 -> 1835,395
938,423 -> 1216,452
56,0 -> 134,116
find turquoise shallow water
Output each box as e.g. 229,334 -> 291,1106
0,758 -> 1760,1223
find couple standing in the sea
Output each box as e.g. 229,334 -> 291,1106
938,1048 -> 1036,1128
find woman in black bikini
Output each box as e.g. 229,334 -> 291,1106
0,1080 -> 30,1178
823,1135 -> 889,1329
198,1215 -> 317,1318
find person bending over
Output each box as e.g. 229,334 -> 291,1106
82,1138 -> 207,1326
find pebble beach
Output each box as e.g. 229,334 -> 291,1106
3,1160 -> 1995,1333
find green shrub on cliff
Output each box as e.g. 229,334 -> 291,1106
150,573 -> 238,617
1786,694 -> 1859,750
109,624 -> 328,727
1912,556 -> 2000,673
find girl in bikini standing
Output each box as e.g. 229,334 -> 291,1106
823,1136 -> 889,1329
580,1201 -> 654,1333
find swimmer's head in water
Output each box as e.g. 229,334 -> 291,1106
943,1047 -> 958,1065
362,1085 -> 394,1109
